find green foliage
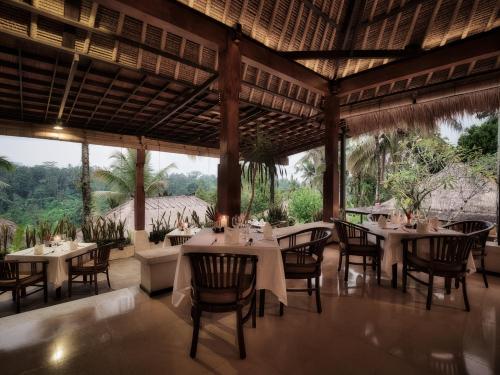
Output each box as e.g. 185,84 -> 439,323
0,223 -> 13,258
458,116 -> 498,155
53,216 -> 77,240
10,225 -> 25,252
266,204 -> 288,225
93,149 -> 176,206
149,212 -> 172,243
385,135 -> 458,214
81,216 -> 129,248
289,187 -> 322,223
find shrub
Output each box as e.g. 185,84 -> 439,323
289,188 -> 322,223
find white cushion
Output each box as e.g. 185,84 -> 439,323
135,246 -> 180,265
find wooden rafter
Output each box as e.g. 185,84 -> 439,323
143,74 -> 218,134
65,61 -> 91,123
18,49 -> 23,121
336,28 -> 500,95
85,68 -> 121,126
44,54 -> 59,122
104,75 -> 148,127
280,49 -> 420,60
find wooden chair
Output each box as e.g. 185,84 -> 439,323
442,220 -> 494,288
334,219 -> 383,284
66,243 -> 113,297
0,260 -> 48,313
168,236 -> 190,246
276,227 -> 331,315
402,235 -> 473,311
186,253 -> 258,359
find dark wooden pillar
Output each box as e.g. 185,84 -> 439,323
340,125 -> 347,215
217,32 -> 241,219
323,86 -> 340,221
135,148 -> 145,231
497,112 -> 499,244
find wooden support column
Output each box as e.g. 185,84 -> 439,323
323,85 -> 341,221
217,31 -> 241,219
497,111 -> 500,244
340,125 -> 347,215
135,148 -> 146,231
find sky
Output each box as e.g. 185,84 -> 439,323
0,114 -> 477,178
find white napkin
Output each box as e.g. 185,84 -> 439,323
34,244 -> 44,255
70,241 -> 79,251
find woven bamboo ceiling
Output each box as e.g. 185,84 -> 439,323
0,0 -> 499,157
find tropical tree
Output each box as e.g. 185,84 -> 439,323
0,156 -> 14,189
81,142 -> 92,223
295,147 -> 324,191
93,149 -> 176,205
241,132 -> 285,219
458,116 -> 498,155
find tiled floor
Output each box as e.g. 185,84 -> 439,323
1,246 -> 499,374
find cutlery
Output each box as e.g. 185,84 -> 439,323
210,238 -> 217,246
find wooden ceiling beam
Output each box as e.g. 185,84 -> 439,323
85,68 -> 121,126
65,61 -> 91,123
44,54 -> 59,122
106,0 -> 329,93
58,54 -> 80,122
280,49 -> 421,60
336,28 -> 500,95
18,50 -> 23,121
143,74 -> 218,134
104,75 -> 148,127
0,119 -> 220,157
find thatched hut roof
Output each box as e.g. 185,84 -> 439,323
350,163 -> 497,223
104,195 -> 209,233
0,218 -> 16,231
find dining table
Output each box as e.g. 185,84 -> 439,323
172,228 -> 287,316
5,242 -> 97,297
360,221 -> 476,288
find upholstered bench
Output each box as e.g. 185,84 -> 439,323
135,246 -> 180,296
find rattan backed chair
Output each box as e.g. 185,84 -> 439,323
402,235 -> 473,311
168,236 -> 190,246
442,220 -> 494,288
186,252 -> 258,359
0,260 -> 48,313
66,243 -> 113,297
276,227 -> 331,315
334,219 -> 383,284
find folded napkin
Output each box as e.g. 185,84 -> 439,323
70,241 -> 79,251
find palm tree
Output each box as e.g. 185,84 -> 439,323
93,149 -> 176,205
81,142 -> 92,223
241,133 -> 285,219
295,147 -> 325,191
0,156 -> 14,189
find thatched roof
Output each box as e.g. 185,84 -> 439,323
0,0 -> 499,155
104,195 -> 209,233
350,163 -> 497,223
0,218 -> 16,230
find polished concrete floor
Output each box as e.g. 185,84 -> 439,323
0,246 -> 499,374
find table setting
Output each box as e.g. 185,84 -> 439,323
360,212 -> 476,280
6,241 -> 97,290
172,219 -> 287,308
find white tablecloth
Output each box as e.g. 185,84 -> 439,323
360,222 -> 476,275
5,242 -> 97,288
166,228 -> 201,238
172,229 -> 287,307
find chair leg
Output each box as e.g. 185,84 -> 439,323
83,275 -> 87,285
445,278 -> 452,295
426,273 -> 434,310
190,306 -> 201,358
376,256 -> 381,285
43,280 -> 48,304
279,302 -> 284,316
315,276 -> 322,314
94,272 -> 98,295
363,256 -> 366,272
307,278 -> 312,296
455,278 -> 460,289
12,290 -> 16,301
337,252 -> 343,272
462,277 -> 470,312
344,255 -> 349,281
106,268 -> 111,288
371,256 -> 376,270
402,260 -> 407,293
481,257 -> 488,288
236,306 -> 246,359
68,273 -> 72,298
251,293 -> 256,328
16,288 -> 21,314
